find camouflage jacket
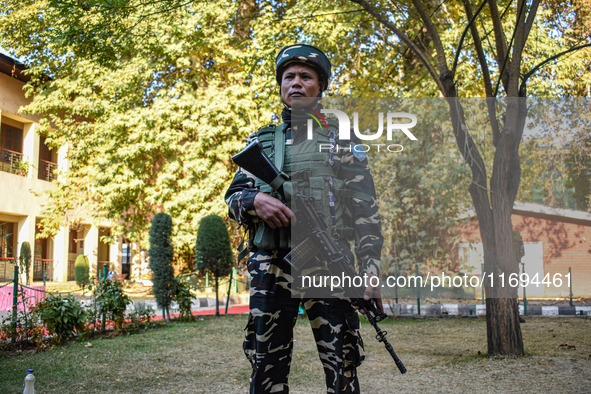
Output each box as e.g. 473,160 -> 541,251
225,124 -> 383,277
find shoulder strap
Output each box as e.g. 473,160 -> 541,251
273,124 -> 287,171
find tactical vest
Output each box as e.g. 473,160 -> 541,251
252,121 -> 367,251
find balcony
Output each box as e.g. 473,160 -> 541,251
1,148 -> 26,176
33,258 -> 54,282
0,257 -> 16,281
67,260 -> 75,281
38,159 -> 58,182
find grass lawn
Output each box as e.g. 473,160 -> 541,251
1,315 -> 590,393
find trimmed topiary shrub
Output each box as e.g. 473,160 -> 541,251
149,212 -> 176,322
195,215 -> 233,316
19,241 -> 31,285
75,254 -> 90,293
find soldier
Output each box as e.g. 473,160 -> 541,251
225,44 -> 384,393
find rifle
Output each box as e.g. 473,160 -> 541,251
232,139 -> 407,374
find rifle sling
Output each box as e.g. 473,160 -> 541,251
270,173 -> 288,191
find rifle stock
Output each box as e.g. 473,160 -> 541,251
231,140 -> 287,193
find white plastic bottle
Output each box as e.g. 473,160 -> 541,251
23,369 -> 35,394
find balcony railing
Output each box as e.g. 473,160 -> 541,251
33,259 -> 54,282
1,148 -> 26,176
0,257 -> 16,281
67,260 -> 75,281
38,159 -> 58,182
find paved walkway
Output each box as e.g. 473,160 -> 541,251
151,304 -> 250,321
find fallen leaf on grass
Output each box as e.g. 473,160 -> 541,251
558,343 -> 576,349
84,342 -> 93,348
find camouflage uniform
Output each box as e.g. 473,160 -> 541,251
225,122 -> 383,393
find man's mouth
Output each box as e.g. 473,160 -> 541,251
290,91 -> 304,97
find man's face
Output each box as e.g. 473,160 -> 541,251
280,63 -> 322,108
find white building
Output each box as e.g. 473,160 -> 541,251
0,53 -> 129,283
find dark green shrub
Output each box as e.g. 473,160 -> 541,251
92,280 -> 131,331
35,294 -> 86,343
75,254 -> 90,292
19,242 -> 31,285
149,212 -> 176,321
174,279 -> 195,321
195,215 -> 233,316
127,303 -> 155,333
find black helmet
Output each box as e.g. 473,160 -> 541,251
275,44 -> 331,91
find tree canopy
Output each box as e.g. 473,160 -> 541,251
1,1 -> 587,258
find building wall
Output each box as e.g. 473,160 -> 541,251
0,61 -> 119,283
458,211 -> 591,298
0,72 -> 40,123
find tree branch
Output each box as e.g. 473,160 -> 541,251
350,0 -> 445,94
521,43 -> 591,87
452,0 -> 488,78
462,0 -> 501,145
411,0 -> 447,73
447,97 -> 491,206
488,0 -> 510,93
510,0 -> 540,96
494,0 -> 529,97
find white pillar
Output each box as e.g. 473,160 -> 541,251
21,122 -> 38,179
53,226 -> 69,282
85,225 -> 99,277
110,239 -> 120,274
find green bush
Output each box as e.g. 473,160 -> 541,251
149,212 -> 176,321
75,254 -> 90,291
35,294 -> 87,343
174,279 -> 195,321
19,242 -> 31,285
127,303 -> 155,333
195,214 -> 233,316
92,280 -> 131,331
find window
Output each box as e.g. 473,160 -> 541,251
1,122 -> 24,174
1,123 -> 23,153
38,135 -> 58,181
0,222 -> 15,258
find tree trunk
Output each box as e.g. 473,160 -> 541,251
483,98 -> 527,356
445,93 -> 525,356
486,298 -> 524,355
215,276 -> 220,317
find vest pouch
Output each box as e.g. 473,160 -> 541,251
253,222 -> 290,250
306,176 -> 329,223
332,176 -> 354,231
301,174 -> 355,240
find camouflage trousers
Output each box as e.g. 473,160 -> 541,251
244,249 -> 365,393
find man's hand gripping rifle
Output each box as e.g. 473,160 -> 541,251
232,139 -> 406,375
